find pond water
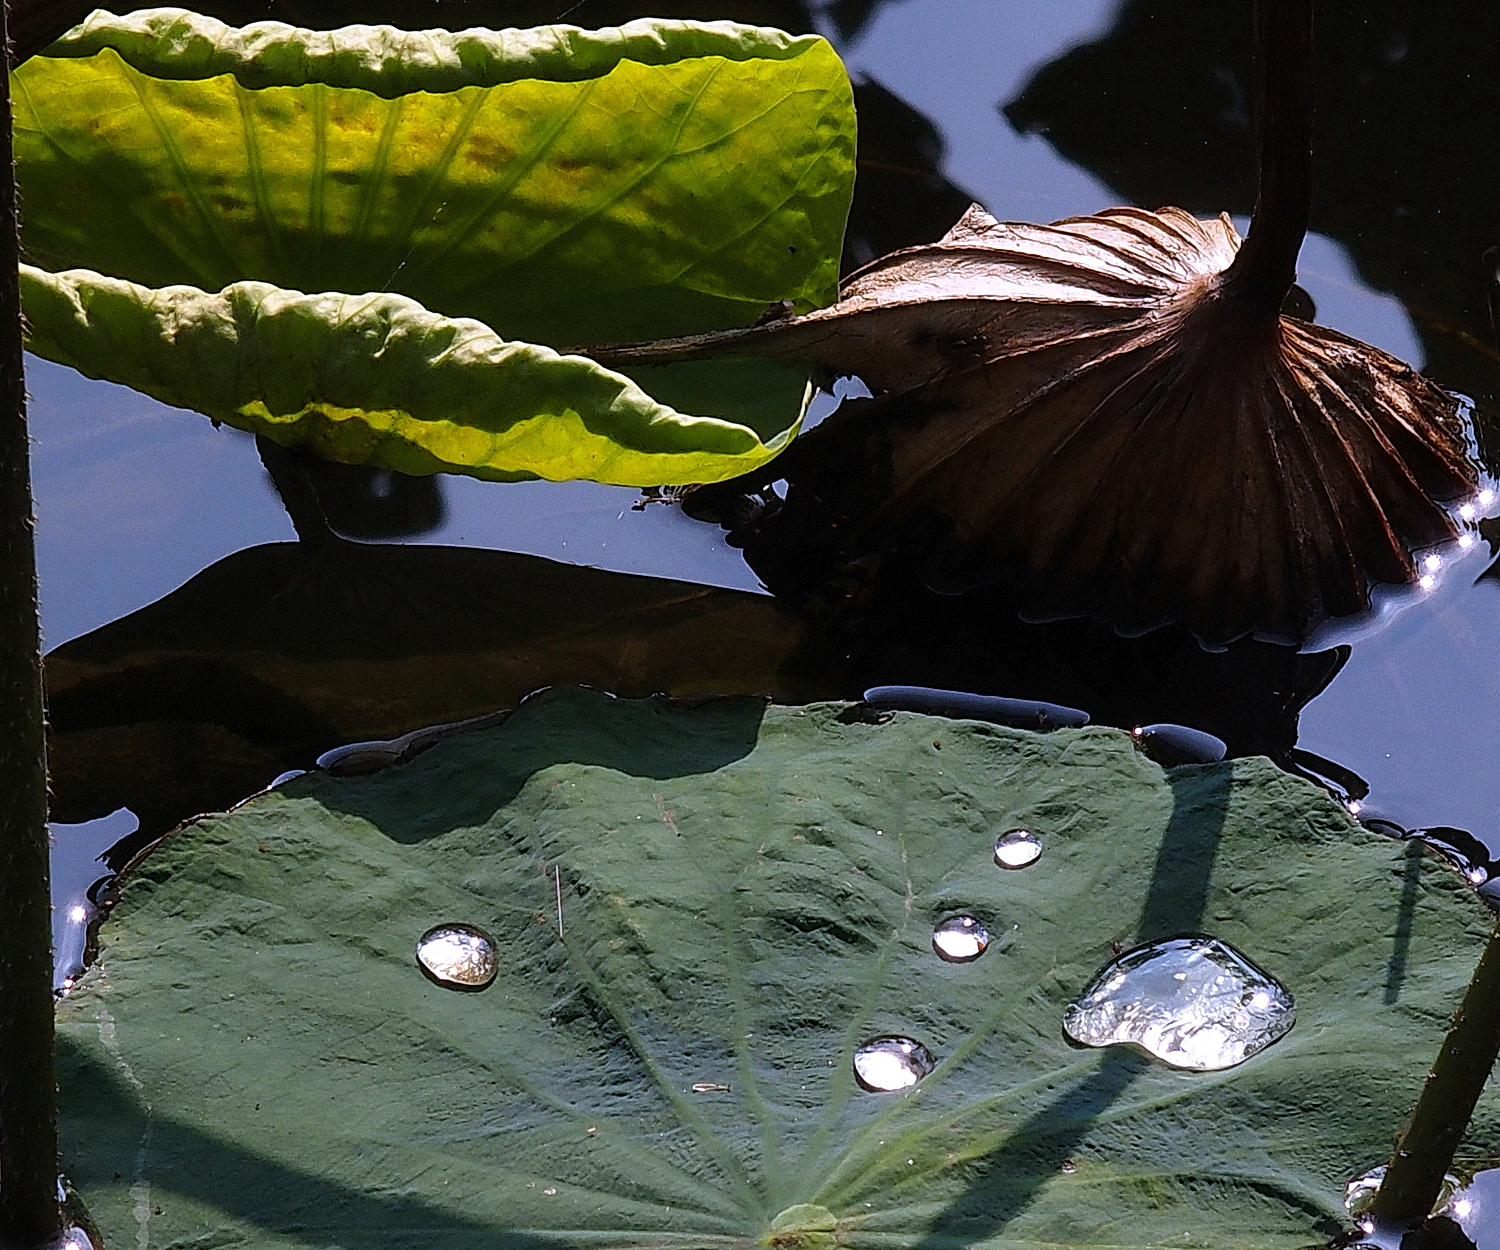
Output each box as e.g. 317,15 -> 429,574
35,0 -> 1500,1245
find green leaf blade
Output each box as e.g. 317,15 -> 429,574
15,10 -> 856,344
21,264 -> 806,485
56,691 -> 1500,1249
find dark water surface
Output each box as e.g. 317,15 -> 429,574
37,0 -> 1500,1245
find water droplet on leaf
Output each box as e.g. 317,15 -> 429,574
932,915 -> 990,962
416,923 -> 498,990
853,1037 -> 935,1091
994,829 -> 1042,868
1063,936 -> 1294,1070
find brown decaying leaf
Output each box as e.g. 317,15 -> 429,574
596,203 -> 1479,644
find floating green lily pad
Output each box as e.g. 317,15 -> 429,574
57,688 -> 1497,1249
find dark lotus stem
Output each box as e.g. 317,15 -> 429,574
1219,0 -> 1314,317
256,435 -> 351,549
0,0 -> 64,1244
1369,922 -> 1500,1230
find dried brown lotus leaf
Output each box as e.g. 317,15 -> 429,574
598,204 -> 1478,643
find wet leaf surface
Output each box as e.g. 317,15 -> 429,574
58,687 -> 1498,1249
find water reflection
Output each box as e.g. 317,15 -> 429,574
49,807 -> 138,993
43,541 -> 837,849
1004,0 -> 1500,442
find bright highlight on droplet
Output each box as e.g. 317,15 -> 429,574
68,904 -> 87,924
994,829 -> 1042,868
932,915 -> 991,963
853,1037 -> 935,1091
1423,554 -> 1442,572
416,923 -> 498,990
1459,533 -> 1476,549
1419,574 -> 1436,590
1063,936 -> 1295,1071
1461,503 -> 1477,520
1480,489 -> 1495,507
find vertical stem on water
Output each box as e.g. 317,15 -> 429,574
1370,923 -> 1500,1229
0,0 -> 63,1244
1218,0 -> 1314,317
255,435 -> 348,549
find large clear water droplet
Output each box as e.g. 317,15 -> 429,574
416,924 -> 498,990
932,915 -> 990,962
994,829 -> 1042,868
853,1037 -> 935,1091
1063,936 -> 1295,1070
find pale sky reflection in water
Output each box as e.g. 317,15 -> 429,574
25,0 -> 1500,858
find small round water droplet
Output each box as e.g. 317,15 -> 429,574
932,915 -> 990,962
1063,936 -> 1294,1070
416,923 -> 498,990
994,829 -> 1042,869
853,1037 -> 935,1091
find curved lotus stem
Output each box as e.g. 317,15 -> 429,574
1369,922 -> 1500,1233
1220,0 -> 1313,315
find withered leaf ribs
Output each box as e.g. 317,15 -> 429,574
596,0 -> 1477,645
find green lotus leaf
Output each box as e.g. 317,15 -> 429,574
21,264 -> 807,484
13,9 -> 855,345
57,688 -> 1499,1249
